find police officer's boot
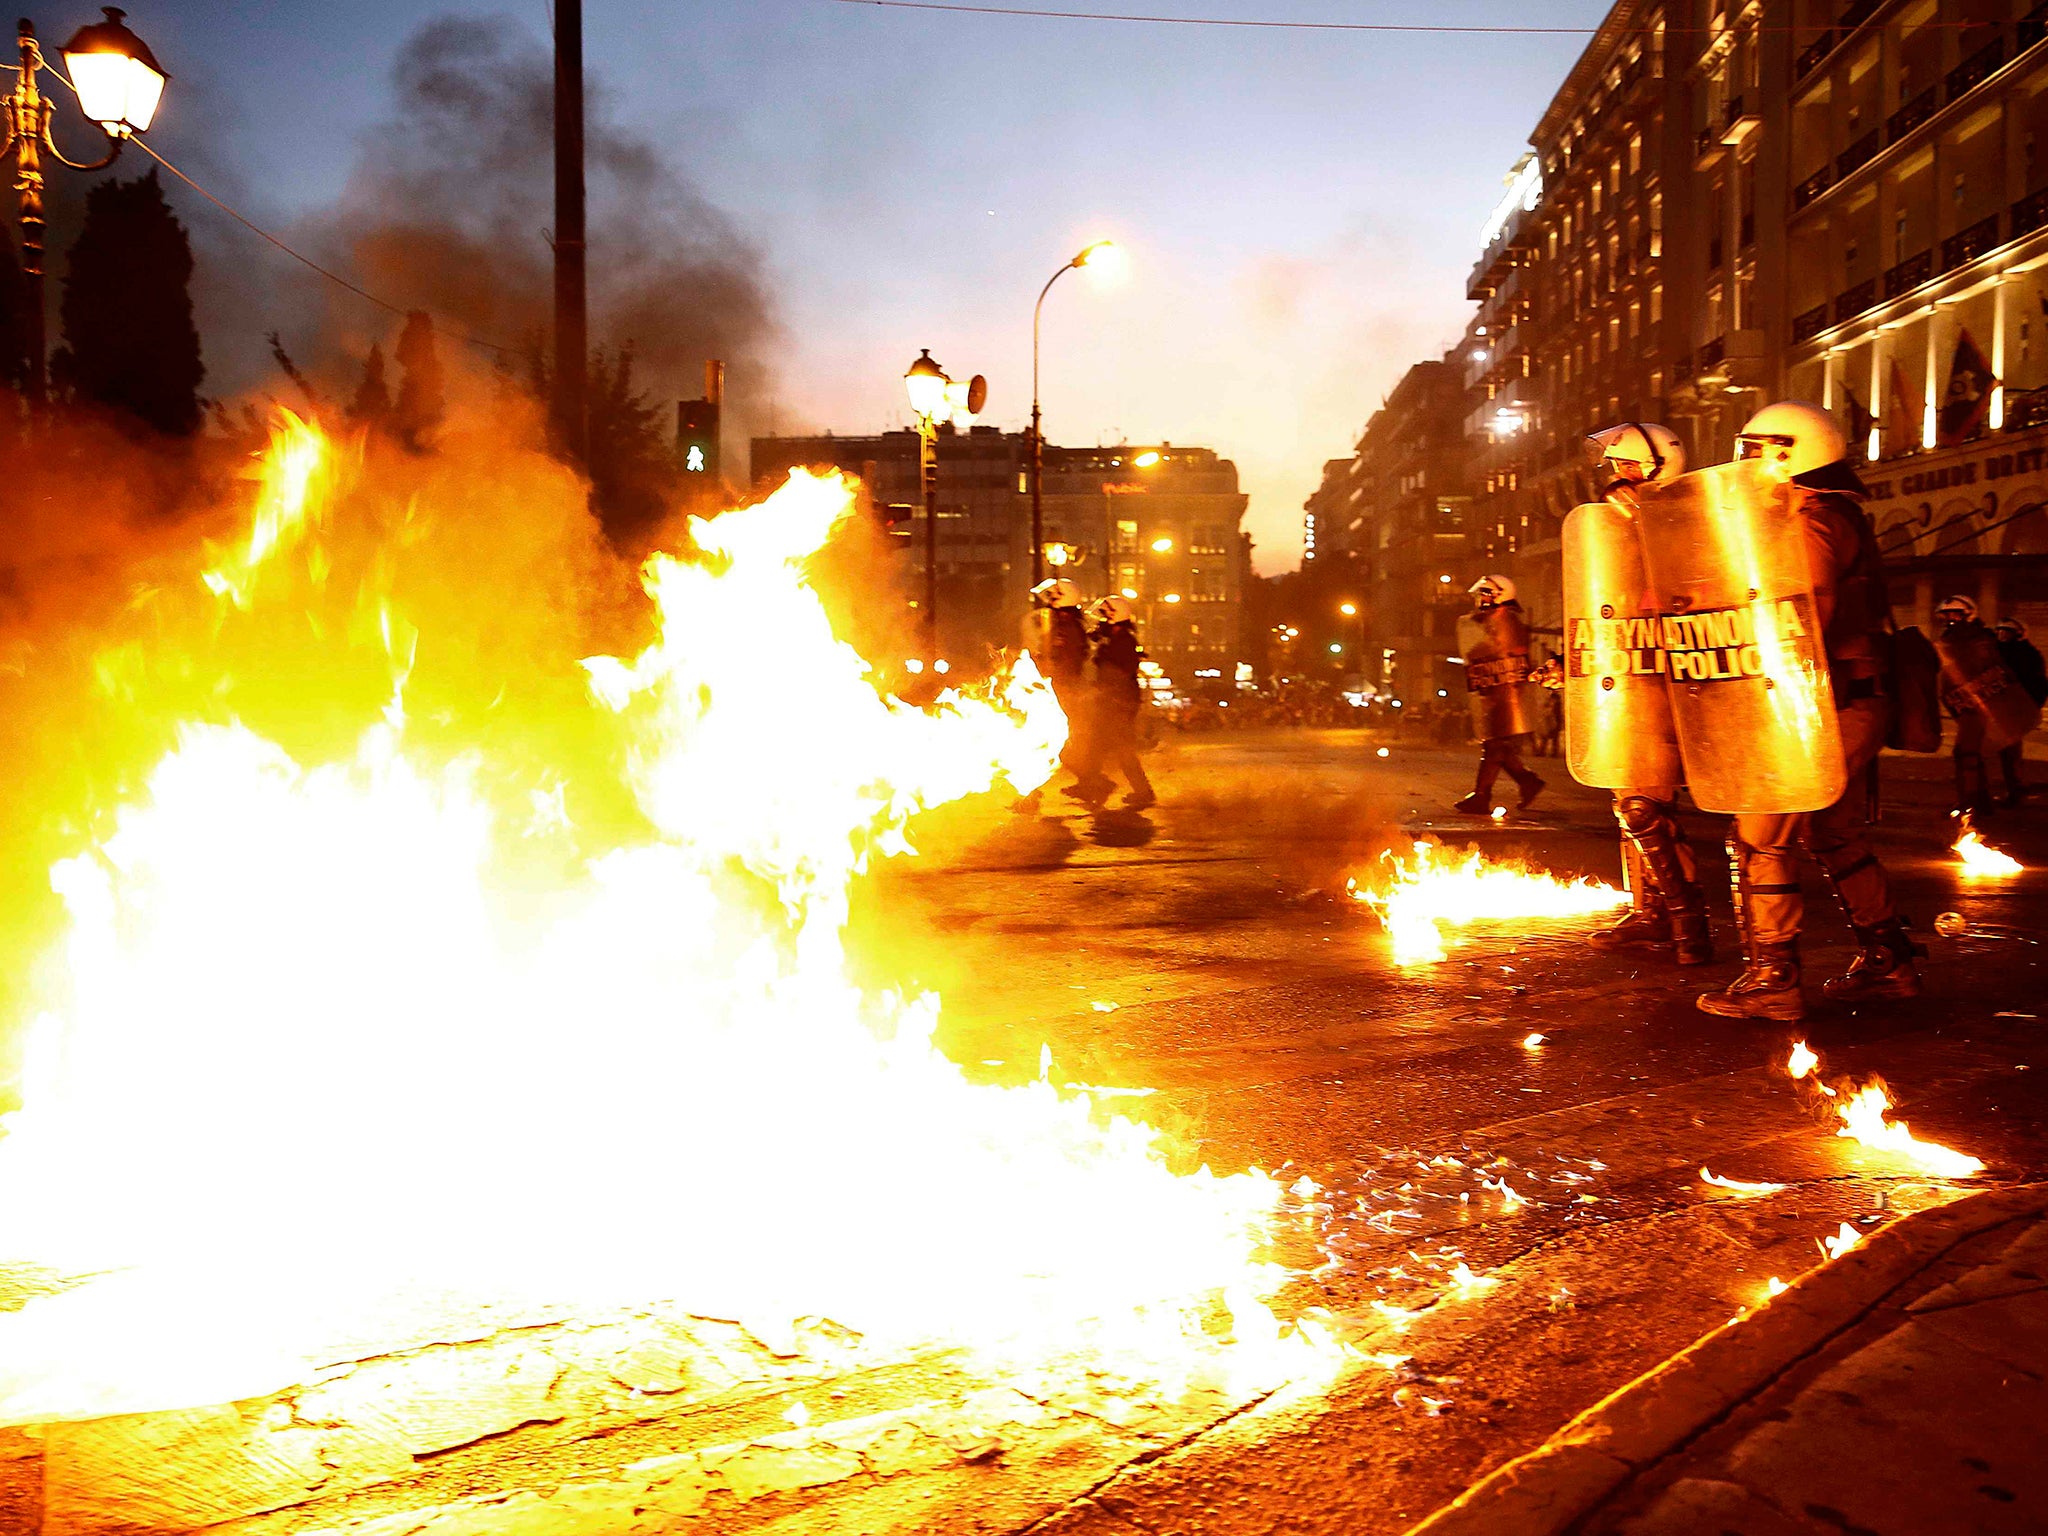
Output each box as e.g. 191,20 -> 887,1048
1697,940 -> 1803,1022
1587,896 -> 1672,952
1669,905 -> 1714,967
1451,792 -> 1490,816
1610,802 -> 1714,965
1821,919 -> 1923,1003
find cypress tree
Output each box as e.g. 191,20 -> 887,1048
55,167 -> 204,435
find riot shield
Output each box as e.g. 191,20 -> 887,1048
1458,604 -> 1535,740
1938,623 -> 2043,751
1634,461 -> 1845,814
1561,499 -> 1683,789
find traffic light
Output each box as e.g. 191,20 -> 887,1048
876,503 -> 916,544
676,397 -> 720,479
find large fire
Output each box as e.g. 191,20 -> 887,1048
1348,839 -> 1627,965
0,411 -> 1330,1424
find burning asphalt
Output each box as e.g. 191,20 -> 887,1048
0,420 -> 2042,1535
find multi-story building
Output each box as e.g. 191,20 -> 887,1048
1343,355 -> 1472,694
1302,454 -> 1364,566
751,425 -> 1029,665
1038,444 -> 1253,690
749,430 -> 1253,687
1774,0 -> 2048,632
1464,1 -> 1682,630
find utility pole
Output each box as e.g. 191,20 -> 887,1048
552,0 -> 587,463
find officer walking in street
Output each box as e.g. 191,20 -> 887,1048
1933,595 -> 2041,819
1452,575 -> 1546,815
1072,595 -> 1156,810
1567,422 -> 1713,966
1023,577 -> 1093,798
1994,616 -> 2047,806
1684,401 -> 1917,1022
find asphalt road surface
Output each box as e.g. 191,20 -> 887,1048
867,726 -> 2048,1533
21,727 -> 2046,1536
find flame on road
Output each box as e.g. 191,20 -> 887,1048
1699,1168 -> 1787,1196
1954,817 -> 2023,878
1834,1083 -> 1987,1179
1820,1222 -> 1863,1261
1347,839 -> 1626,966
0,416 -> 1335,1423
1785,1043 -> 1984,1179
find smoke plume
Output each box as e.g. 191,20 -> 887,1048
277,14 -> 776,422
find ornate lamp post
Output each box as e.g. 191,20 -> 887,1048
1,7 -> 167,403
1030,239 -> 1117,586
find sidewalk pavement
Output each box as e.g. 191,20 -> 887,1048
1406,1183 -> 2048,1536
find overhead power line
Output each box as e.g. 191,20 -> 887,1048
830,1 -> 1597,32
829,0 -> 2008,34
31,53 -> 518,355
128,139 -> 516,356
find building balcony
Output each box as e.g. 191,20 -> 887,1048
1794,165 -> 1835,209
1720,94 -> 1762,145
1708,236 -> 1724,271
1834,277 -> 1877,324
2023,2 -> 2048,52
1883,249 -> 1933,299
1941,214 -> 2001,273
1697,335 -> 1726,372
1948,38 -> 2004,104
1793,302 -> 1830,343
1795,29 -> 1835,82
1694,127 -> 1727,168
2014,186 -> 2048,240
1887,85 -> 1936,144
1837,128 -> 1880,180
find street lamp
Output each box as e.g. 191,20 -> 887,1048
1031,238 -> 1118,586
903,348 -> 984,665
1,8 -> 167,403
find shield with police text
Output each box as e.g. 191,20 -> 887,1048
1458,603 -> 1536,739
1937,622 -> 2042,751
1561,499 -> 1683,789
1633,461 -> 1844,814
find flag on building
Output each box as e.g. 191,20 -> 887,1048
1938,327 -> 1999,446
1886,359 -> 1920,453
1839,382 -> 1874,448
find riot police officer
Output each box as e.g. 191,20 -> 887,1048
1994,617 -> 2047,803
1024,577 -> 1093,792
1690,401 -> 1914,1021
1570,422 -> 1712,965
1453,575 -> 1546,815
1934,595 -> 2041,817
1073,595 -> 1156,810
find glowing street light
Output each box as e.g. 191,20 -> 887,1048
1339,601 -> 1357,616
1133,449 -> 1161,468
1150,535 -> 1175,554
1031,238 -> 1121,585
62,7 -> 165,136
904,348 -> 950,421
1,7 -> 168,403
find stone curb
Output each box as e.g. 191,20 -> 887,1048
1401,1181 -> 2048,1536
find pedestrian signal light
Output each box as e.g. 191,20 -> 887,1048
676,397 -> 720,478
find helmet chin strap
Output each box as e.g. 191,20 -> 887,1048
1627,421 -> 1663,481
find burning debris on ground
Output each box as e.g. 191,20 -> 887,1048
2,3 -> 2048,1532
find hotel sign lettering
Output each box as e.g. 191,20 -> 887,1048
1860,426 -> 2048,556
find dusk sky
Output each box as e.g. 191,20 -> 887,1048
131,1 -> 1614,571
